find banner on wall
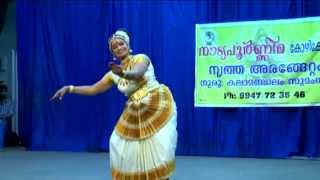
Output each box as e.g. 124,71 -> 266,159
195,17 -> 320,107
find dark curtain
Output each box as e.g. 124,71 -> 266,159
17,0 -> 320,157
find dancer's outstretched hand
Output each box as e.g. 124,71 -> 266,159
50,86 -> 69,101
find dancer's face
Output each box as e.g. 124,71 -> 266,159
111,38 -> 129,60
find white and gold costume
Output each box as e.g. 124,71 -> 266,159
103,54 -> 177,180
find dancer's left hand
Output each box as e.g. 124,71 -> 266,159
108,62 -> 124,77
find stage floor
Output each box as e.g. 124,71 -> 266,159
0,148 -> 319,180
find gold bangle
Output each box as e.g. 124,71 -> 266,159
69,85 -> 75,93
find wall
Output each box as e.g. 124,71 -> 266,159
0,1 -> 18,136
0,1 -> 16,99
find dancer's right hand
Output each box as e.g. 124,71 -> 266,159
50,86 -> 70,101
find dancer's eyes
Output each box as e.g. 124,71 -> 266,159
111,41 -> 125,50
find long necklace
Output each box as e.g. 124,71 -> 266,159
118,55 -> 133,87
121,55 -> 133,70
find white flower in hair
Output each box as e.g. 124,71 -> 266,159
114,30 -> 130,45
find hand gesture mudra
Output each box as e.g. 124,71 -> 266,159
108,61 -> 124,77
50,85 -> 73,101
